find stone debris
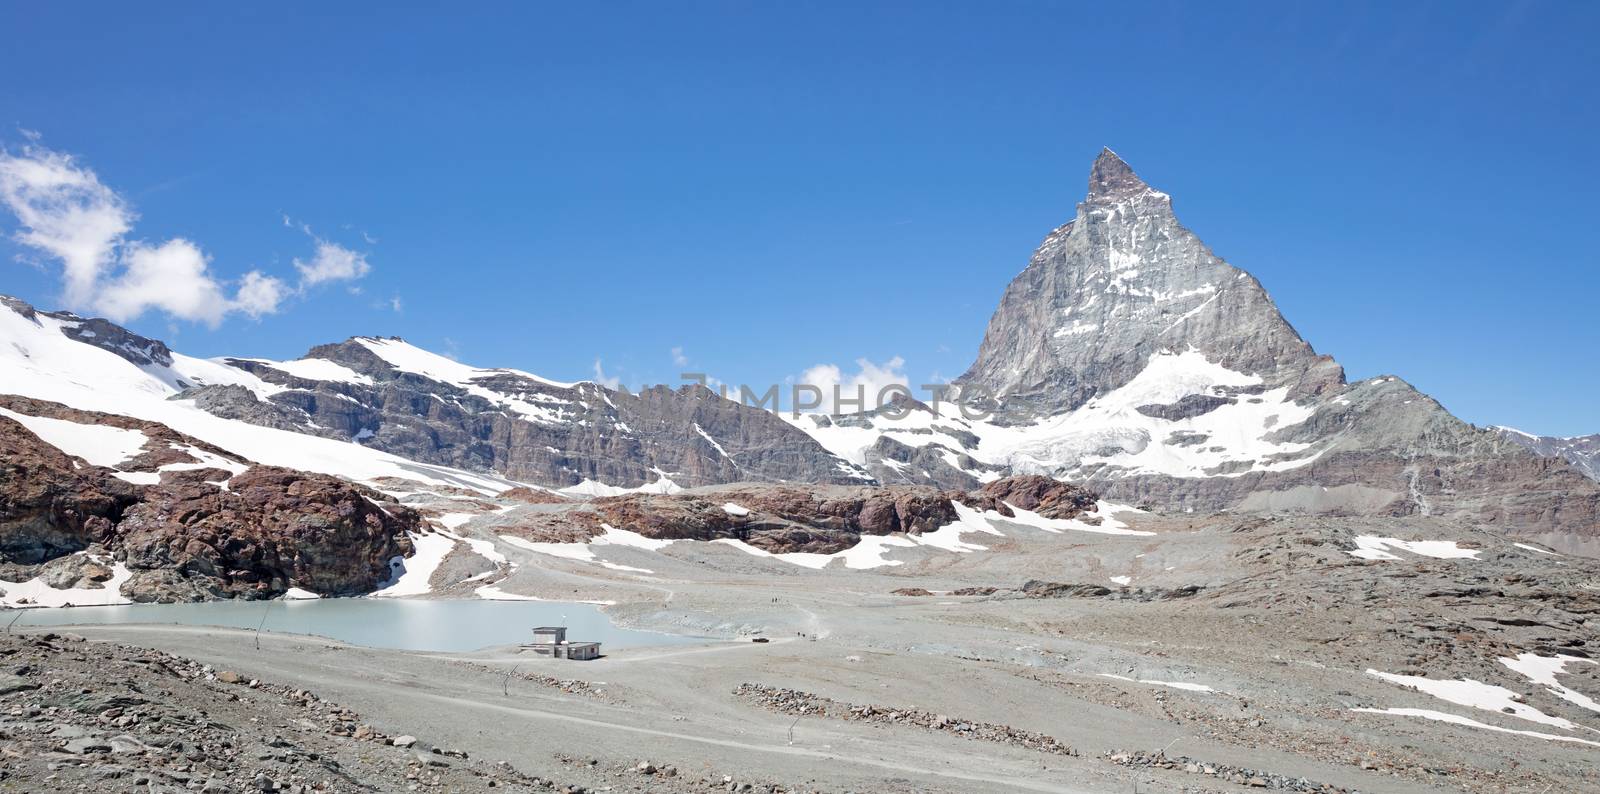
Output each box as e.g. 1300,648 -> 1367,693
1104,749 -> 1358,793
0,631 -> 843,794
735,683 -> 1076,756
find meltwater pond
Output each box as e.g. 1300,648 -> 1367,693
12,598 -> 699,653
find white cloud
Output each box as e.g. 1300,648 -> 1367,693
294,239 -> 370,286
0,142 -> 360,326
235,271 -> 289,318
671,346 -> 689,367
388,295 -> 403,312
0,145 -> 132,307
798,356 -> 909,414
591,358 -> 622,389
95,239 -> 234,327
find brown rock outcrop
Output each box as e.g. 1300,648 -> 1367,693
503,476 -> 1101,555
114,467 -> 421,601
965,475 -> 1098,519
0,415 -> 138,565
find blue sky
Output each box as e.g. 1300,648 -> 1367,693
2,2 -> 1596,435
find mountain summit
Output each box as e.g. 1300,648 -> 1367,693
959,149 -> 1338,418
1085,147 -> 1151,200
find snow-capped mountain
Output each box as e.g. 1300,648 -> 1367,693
788,150 -> 1600,553
0,295 -> 867,496
0,296 -> 516,494
1496,427 -> 1600,482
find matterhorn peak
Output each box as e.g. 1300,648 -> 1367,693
1085,147 -> 1152,201
960,148 -> 1322,416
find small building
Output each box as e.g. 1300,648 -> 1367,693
532,626 -> 566,645
523,625 -> 601,660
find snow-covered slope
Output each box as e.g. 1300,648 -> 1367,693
190,333 -> 867,490
0,298 -> 520,494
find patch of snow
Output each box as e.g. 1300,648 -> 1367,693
594,524 -> 675,551
113,471 -> 162,485
498,535 -> 655,574
836,535 -> 918,569
1098,673 -> 1217,693
0,556 -> 133,607
473,584 -> 615,606
709,539 -> 833,569
721,502 -> 750,517
916,502 -> 1002,552
1512,543 -> 1557,556
693,423 -> 735,461
1351,708 -> 1600,748
1110,575 -> 1132,586
1349,536 -> 1481,561
371,531 -> 457,597
559,477 -> 683,498
1500,653 -> 1600,716
259,357 -> 374,385
355,337 -> 576,389
1494,425 -> 1539,440
0,407 -> 148,467
281,587 -> 321,600
1367,669 -> 1574,729
352,338 -> 580,425
435,512 -> 476,530
995,501 -> 1154,536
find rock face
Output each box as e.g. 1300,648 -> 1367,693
1497,428 -> 1600,481
969,475 -> 1098,519
0,296 -> 174,370
115,467 -> 419,601
184,335 -> 867,490
958,149 -> 1338,418
500,476 -> 1098,555
0,413 -> 137,566
0,398 -> 422,602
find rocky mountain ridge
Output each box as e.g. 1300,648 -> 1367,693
1497,427 -> 1600,482
206,334 -> 869,490
792,150 -> 1600,554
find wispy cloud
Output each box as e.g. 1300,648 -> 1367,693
0,142 -> 289,327
294,239 -> 370,286
283,214 -> 372,289
591,358 -> 622,389
797,356 -> 909,414
0,140 -> 372,327
671,346 -> 689,367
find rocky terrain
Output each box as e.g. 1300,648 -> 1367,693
495,475 -> 1097,555
0,631 -> 819,794
8,499 -> 1598,793
0,395 -> 423,604
1498,427 -> 1600,481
